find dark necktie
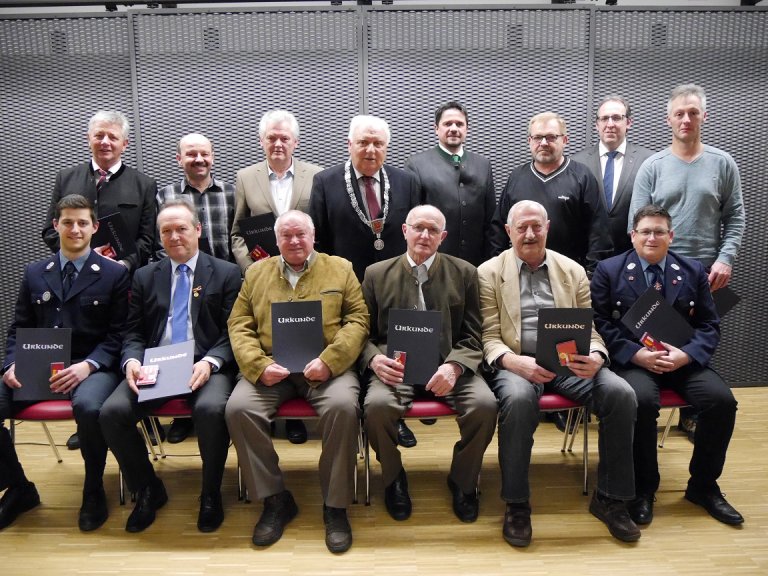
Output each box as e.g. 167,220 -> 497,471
603,150 -> 618,210
96,169 -> 108,195
412,264 -> 428,311
171,264 -> 190,344
648,264 -> 664,293
62,261 -> 76,299
363,176 -> 381,219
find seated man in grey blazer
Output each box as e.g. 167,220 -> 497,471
361,205 -> 497,524
477,200 -> 638,547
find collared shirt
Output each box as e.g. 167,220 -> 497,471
91,158 -> 122,179
267,160 -> 295,216
352,164 -> 382,216
157,175 -> 235,262
638,255 -> 668,289
515,253 -> 555,356
280,251 -> 317,289
599,139 -> 627,204
437,143 -> 464,159
405,252 -> 437,272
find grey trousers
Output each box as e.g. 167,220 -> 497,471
364,373 -> 497,493
225,371 -> 360,509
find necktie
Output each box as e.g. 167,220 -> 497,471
96,169 -> 108,195
171,264 -> 190,344
62,261 -> 76,299
412,264 -> 428,311
451,154 -> 461,165
648,264 -> 664,293
363,176 -> 381,219
603,150 -> 619,210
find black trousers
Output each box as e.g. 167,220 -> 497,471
100,372 -> 234,494
614,365 -> 736,496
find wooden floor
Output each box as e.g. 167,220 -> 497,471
2,387 -> 767,576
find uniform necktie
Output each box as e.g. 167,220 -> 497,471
412,264 -> 428,311
62,261 -> 76,299
648,264 -> 664,293
171,264 -> 190,344
363,176 -> 381,219
603,150 -> 618,210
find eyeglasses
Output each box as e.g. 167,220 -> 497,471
597,114 -> 627,124
529,134 -> 563,144
406,223 -> 442,237
634,228 -> 670,238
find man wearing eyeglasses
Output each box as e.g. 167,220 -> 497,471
629,84 -> 744,293
490,111 -> 612,275
361,204 -> 496,525
591,204 -> 742,528
572,96 -> 653,255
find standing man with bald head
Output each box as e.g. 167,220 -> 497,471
157,133 -> 235,263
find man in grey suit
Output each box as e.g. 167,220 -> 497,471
361,205 -> 497,525
230,109 -> 322,445
572,96 -> 653,255
404,101 -> 496,266
230,109 -> 322,273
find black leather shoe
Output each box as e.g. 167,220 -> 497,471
546,410 -> 575,433
285,419 -> 308,445
0,482 -> 40,530
323,505 -> 352,553
419,419 -> 437,425
79,487 -> 108,532
167,418 -> 194,444
678,415 -> 697,445
197,491 -> 224,533
384,468 -> 411,521
685,488 -> 744,525
503,503 -> 532,547
252,490 -> 298,546
397,420 -> 417,448
628,494 -> 655,526
446,476 -> 479,523
589,491 -> 640,542
66,432 -> 81,451
125,477 -> 168,533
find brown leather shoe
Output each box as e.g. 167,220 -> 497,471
252,490 -> 298,546
589,491 -> 640,542
503,503 -> 532,547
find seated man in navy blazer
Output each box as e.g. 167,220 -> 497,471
361,205 -> 497,525
1,194 -> 129,531
591,204 -> 742,527
101,198 -> 242,534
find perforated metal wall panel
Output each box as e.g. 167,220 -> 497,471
590,8 -> 768,383
0,6 -> 766,385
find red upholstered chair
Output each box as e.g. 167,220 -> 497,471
658,388 -> 690,448
363,392 -> 589,505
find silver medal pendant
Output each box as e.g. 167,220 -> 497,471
374,238 -> 385,251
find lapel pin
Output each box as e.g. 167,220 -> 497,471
671,263 -> 680,270
91,263 -> 100,271
677,276 -> 682,281
627,263 -> 636,270
192,285 -> 202,298
42,291 -> 51,302
46,261 -> 54,270
628,275 -> 635,281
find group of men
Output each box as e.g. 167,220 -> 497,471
0,83 -> 745,553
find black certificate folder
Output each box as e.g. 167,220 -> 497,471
238,212 -> 278,258
272,300 -> 324,374
91,211 -> 138,260
535,308 -> 593,377
137,340 -> 195,402
13,328 -> 72,402
621,287 -> 694,348
387,309 -> 442,386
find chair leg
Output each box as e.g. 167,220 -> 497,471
139,420 -> 159,461
149,418 -> 167,459
40,423 -> 63,463
364,430 -> 371,506
560,410 -> 572,452
567,410 -> 583,453
119,468 -> 126,505
659,407 -> 678,448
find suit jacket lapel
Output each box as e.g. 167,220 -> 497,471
290,161 -> 310,211
42,257 -> 64,303
625,252 -> 649,298
190,253 -> 212,329
548,257 -> 574,307
499,252 -> 522,345
153,259 -> 173,345
256,161 -> 279,216
664,254 -> 683,304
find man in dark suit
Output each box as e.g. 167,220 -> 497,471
404,101 -> 496,266
361,205 -> 497,524
42,110 -> 157,273
591,204 -> 742,527
310,114 -> 422,448
572,95 -> 653,255
310,114 -> 421,282
101,199 -> 242,534
1,194 -> 129,531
